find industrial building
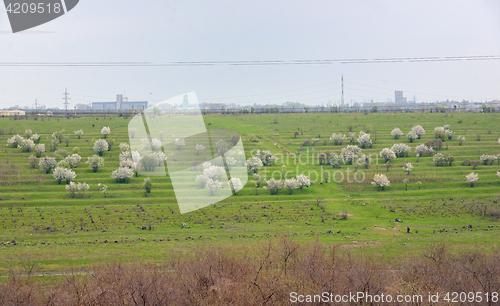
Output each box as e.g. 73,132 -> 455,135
92,94 -> 148,111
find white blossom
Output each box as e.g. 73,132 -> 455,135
39,157 -> 57,174
415,144 -> 433,156
247,156 -> 263,173
150,138 -> 162,151
371,174 -> 390,189
480,154 -> 498,165
391,128 -> 404,139
174,138 -> 185,149
380,148 -> 396,162
31,134 -> 40,143
93,139 -> 109,156
256,150 -> 278,166
195,144 -> 206,154
225,156 -> 237,169
101,127 -> 111,138
74,129 -> 84,139
340,145 -> 362,163
466,172 -> 479,187
6,134 -> 24,148
119,142 -> 130,152
357,132 -> 372,148
264,178 -> 283,195
86,155 -> 104,172
228,177 -> 243,193
19,138 -> 35,152
52,167 -> 76,184
25,129 -> 32,138
296,174 -> 311,189
411,125 -> 425,138
330,133 -> 347,145
111,167 -> 134,183
284,178 -> 298,194
403,162 -> 413,175
66,182 -> 89,198
205,178 -> 224,196
407,131 -> 418,142
391,143 -> 412,158
64,154 -> 82,168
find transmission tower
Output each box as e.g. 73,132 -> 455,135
62,88 -> 71,111
341,74 -> 344,108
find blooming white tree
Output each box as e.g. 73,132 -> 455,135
445,130 -> 455,140
357,132 -> 372,148
93,139 -> 109,156
205,179 -> 224,196
247,156 -> 263,173
340,145 -> 362,164
31,134 -> 40,143
296,174 -> 311,189
64,154 -> 82,168
407,131 -> 418,143
457,136 -> 465,146
174,138 -> 185,150
391,143 -> 412,158
74,129 -> 84,139
284,178 -> 298,194
111,167 -> 134,183
19,138 -> 35,153
380,148 -> 396,162
256,150 -> 278,166
25,129 -> 32,138
391,128 -> 404,139
497,171 -> 500,178
6,135 -> 24,148
264,178 -> 283,195
403,162 -> 413,175
195,174 -> 210,188
225,156 -> 237,170
195,144 -> 205,155
432,153 -> 453,167
415,144 -> 433,157
66,182 -> 89,198
330,133 -> 347,145
411,125 -> 425,139
466,172 -> 479,187
119,142 -> 130,152
52,167 -> 76,184
101,127 -> 111,138
150,138 -> 162,151
480,154 -> 498,165
129,127 -> 137,139
86,155 -> 104,172
371,174 -> 390,190
228,177 -> 243,194
39,157 -> 57,174
329,153 -> 341,168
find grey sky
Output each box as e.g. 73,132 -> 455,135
1,0 -> 500,108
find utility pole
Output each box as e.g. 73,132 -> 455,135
33,99 -> 38,110
62,88 -> 70,111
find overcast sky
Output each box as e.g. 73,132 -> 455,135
1,0 -> 500,108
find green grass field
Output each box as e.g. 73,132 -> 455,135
0,112 -> 499,275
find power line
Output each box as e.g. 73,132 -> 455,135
1,55 -> 500,67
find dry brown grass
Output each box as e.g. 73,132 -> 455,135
1,239 -> 500,305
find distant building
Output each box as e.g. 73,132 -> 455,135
0,109 -> 26,116
395,91 -> 407,104
92,94 -> 148,111
76,103 -> 92,111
